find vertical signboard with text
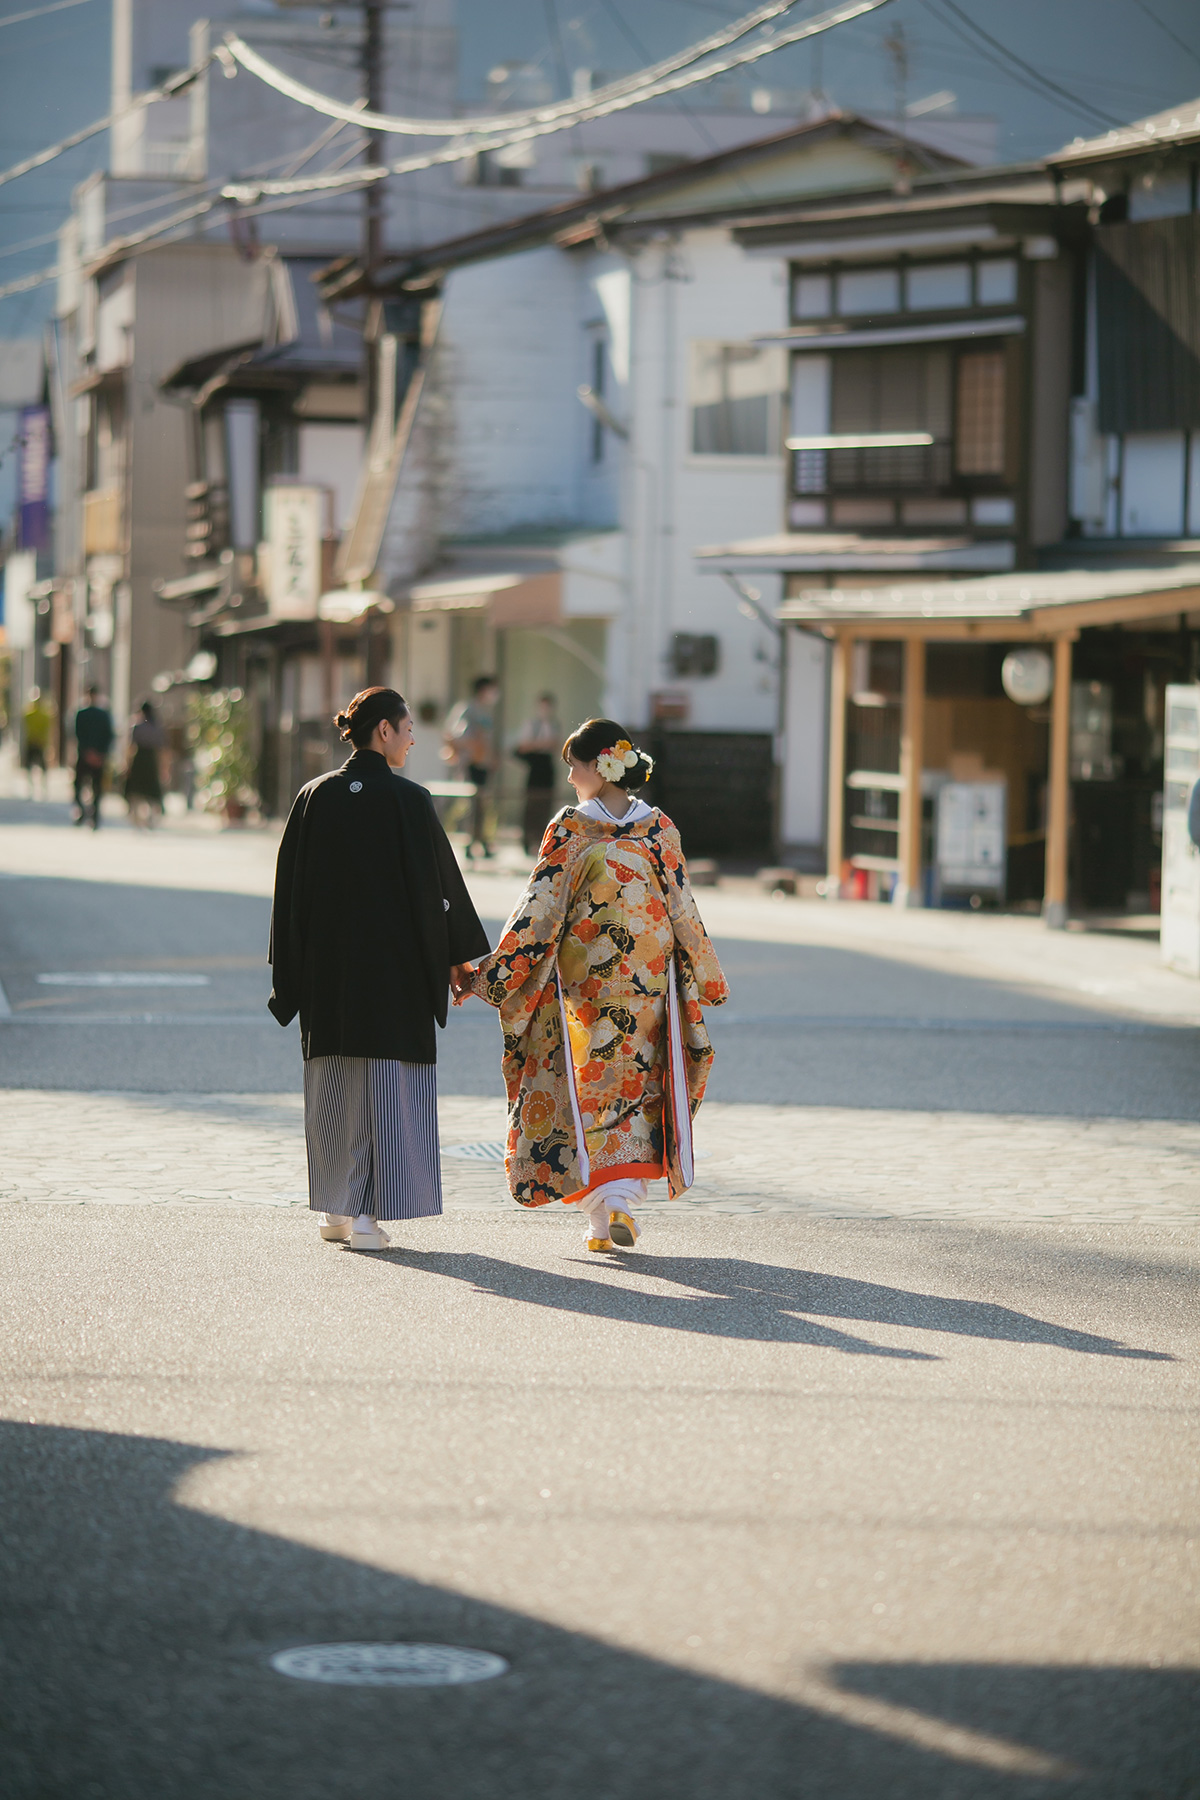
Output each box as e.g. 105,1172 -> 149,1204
263,484 -> 327,620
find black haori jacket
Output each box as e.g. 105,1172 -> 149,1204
268,748 -> 491,1062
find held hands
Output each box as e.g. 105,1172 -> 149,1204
450,962 -> 477,1005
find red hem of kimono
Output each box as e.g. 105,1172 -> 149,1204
568,1159 -> 664,1204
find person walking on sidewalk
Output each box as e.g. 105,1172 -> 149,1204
21,687 -> 53,799
443,674 -> 499,860
269,686 -> 490,1251
72,685 -> 114,829
123,700 -> 166,828
459,718 -> 728,1253
514,691 -> 561,856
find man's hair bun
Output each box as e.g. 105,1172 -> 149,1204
336,687 -> 409,748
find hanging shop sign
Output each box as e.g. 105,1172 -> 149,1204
18,405 -> 51,553
263,484 -> 327,620
2,550 -> 36,648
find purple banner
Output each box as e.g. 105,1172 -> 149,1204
18,405 -> 51,553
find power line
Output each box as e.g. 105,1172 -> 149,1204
0,59 -> 209,191
224,0 -> 897,201
594,0 -> 725,158
0,0 -> 93,28
920,0 -> 1121,130
1130,0 -> 1200,71
2,0 -> 892,292
221,0 -> 815,137
0,259 -> 58,301
0,106 -> 368,264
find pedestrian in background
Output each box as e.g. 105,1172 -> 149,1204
461,717 -> 728,1253
514,691 -> 561,855
123,700 -> 166,828
269,685 -> 490,1250
72,684 -> 114,830
22,687 -> 53,799
443,673 -> 499,859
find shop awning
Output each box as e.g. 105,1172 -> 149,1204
696,532 -> 1016,575
408,568 -> 562,627
775,563 -> 1200,637
753,316 -> 1025,350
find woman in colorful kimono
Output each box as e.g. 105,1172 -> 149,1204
462,718 -> 729,1251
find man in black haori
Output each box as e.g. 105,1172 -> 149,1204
269,686 -> 490,1249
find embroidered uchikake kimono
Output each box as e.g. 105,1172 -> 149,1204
470,807 -> 729,1207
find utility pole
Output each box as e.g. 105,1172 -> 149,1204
362,1 -> 385,275
884,24 -> 909,128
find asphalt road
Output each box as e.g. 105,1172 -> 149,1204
1,809 -> 1197,1119
2,1209 -> 1197,1800
1,802 -> 1197,1799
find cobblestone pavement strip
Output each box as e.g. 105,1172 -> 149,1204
3,1090 -> 1197,1222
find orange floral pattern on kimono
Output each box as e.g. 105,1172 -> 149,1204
469,807 -> 729,1207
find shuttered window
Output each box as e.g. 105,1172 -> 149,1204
1095,214 -> 1200,432
955,350 -> 1006,475
826,346 -> 953,489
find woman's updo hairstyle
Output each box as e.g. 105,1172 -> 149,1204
561,717 -> 654,791
335,686 -> 409,748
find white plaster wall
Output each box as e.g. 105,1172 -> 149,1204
439,248 -> 584,536
623,228 -> 790,733
576,256 -> 627,531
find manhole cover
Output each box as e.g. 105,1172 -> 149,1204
441,1141 -> 505,1163
269,1643 -> 509,1686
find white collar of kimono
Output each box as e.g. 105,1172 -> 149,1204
575,794 -> 654,826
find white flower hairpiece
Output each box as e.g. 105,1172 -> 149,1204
595,738 -> 652,783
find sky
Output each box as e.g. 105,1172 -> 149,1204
1,0 -> 1200,349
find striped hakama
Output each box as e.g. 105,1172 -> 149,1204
303,1055 -> 442,1221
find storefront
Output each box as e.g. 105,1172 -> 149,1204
768,566 -> 1200,923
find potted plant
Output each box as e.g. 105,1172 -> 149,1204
187,687 -> 259,825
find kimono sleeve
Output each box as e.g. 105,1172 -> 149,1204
267,795 -> 306,1026
424,793 -> 491,964
468,832 -> 574,1038
654,819 -> 730,1007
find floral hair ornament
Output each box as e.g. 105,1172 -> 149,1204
595,738 -> 653,783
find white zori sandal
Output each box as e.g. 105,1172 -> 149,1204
319,1214 -> 352,1241
348,1217 -> 391,1251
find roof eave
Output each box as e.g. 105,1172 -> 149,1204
316,112 -> 972,301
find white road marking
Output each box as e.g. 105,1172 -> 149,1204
36,972 -> 212,987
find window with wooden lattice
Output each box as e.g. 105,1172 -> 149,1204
955,350 -> 1006,476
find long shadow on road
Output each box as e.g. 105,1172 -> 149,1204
385,1249 -> 1173,1361
1,1420 -> 1194,1800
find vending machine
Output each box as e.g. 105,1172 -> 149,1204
1161,684 -> 1200,977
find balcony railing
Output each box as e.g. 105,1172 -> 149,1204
793,442 -> 954,495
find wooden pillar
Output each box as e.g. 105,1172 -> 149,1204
1043,633 -> 1074,929
895,634 -> 926,907
825,632 -> 849,894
